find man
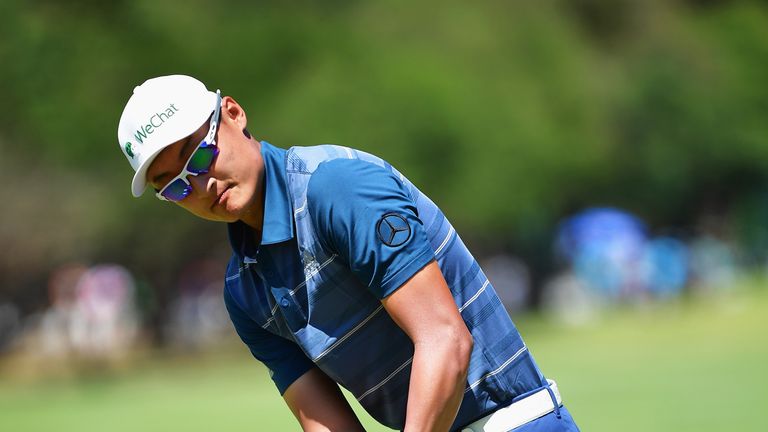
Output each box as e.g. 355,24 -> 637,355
117,75 -> 580,432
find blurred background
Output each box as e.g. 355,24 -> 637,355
1,0 -> 767,430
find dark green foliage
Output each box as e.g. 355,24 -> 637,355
1,0 -> 766,304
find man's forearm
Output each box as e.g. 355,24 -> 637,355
402,335 -> 473,432
284,368 -> 366,432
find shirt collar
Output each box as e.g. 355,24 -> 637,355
227,141 -> 294,261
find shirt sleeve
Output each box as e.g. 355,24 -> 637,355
307,158 -> 436,299
223,286 -> 315,394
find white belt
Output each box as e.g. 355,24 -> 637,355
461,379 -> 562,432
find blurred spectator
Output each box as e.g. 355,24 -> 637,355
0,302 -> 21,353
39,263 -> 87,357
639,237 -> 689,299
69,264 -> 138,360
167,259 -> 229,351
480,254 -> 531,313
541,271 -> 602,326
688,235 -> 737,293
556,207 -> 647,299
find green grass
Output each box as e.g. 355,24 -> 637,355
520,287 -> 768,431
1,285 -> 767,431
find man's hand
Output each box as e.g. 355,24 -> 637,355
382,260 -> 474,432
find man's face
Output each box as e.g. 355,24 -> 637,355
146,96 -> 265,226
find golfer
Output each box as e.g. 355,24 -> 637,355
117,75 -> 580,432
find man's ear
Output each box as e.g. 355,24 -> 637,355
221,96 -> 248,130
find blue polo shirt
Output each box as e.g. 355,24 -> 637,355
224,142 -> 549,430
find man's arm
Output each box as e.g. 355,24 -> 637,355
283,368 -> 365,432
225,286 -> 362,431
382,260 -> 474,432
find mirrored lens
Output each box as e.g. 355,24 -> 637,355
160,178 -> 192,201
186,145 -> 218,173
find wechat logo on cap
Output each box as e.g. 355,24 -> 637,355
124,142 -> 135,159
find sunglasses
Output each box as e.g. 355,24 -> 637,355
156,90 -> 222,202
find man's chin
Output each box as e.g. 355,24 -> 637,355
222,190 -> 251,219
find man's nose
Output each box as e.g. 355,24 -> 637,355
188,173 -> 212,197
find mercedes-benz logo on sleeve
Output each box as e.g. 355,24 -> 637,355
376,213 -> 411,247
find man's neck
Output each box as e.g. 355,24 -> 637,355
240,168 -> 266,232
241,210 -> 263,232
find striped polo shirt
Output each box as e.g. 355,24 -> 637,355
224,141 -> 549,430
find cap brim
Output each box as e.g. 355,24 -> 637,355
130,145 -> 170,197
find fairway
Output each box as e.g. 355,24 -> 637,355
1,285 -> 766,432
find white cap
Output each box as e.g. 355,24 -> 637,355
117,75 -> 218,197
